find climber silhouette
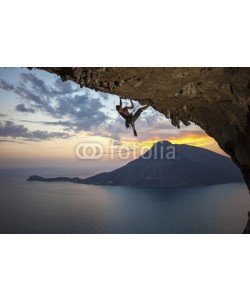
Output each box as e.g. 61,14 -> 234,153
116,97 -> 150,136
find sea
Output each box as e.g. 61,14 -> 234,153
0,168 -> 249,234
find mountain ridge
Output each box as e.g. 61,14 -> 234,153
27,141 -> 243,188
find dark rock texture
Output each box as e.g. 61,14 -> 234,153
37,67 -> 250,231
27,175 -> 84,184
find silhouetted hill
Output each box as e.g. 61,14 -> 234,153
27,141 -> 243,187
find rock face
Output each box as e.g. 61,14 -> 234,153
38,67 -> 250,231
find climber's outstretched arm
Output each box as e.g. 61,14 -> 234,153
131,121 -> 137,137
126,100 -> 134,110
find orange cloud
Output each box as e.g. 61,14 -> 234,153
169,131 -> 213,147
120,131 -> 226,156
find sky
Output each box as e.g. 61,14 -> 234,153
0,68 -> 224,170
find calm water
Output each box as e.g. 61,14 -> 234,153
0,168 -> 249,234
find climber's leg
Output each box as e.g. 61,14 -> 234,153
132,108 -> 143,122
132,104 -> 150,122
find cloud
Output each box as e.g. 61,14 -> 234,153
21,120 -> 74,126
0,73 -> 108,132
0,139 -> 26,144
53,94 -> 107,131
16,104 -> 35,113
0,121 -> 71,141
0,79 -> 14,91
54,78 -> 79,94
0,70 -> 205,144
0,113 -> 7,117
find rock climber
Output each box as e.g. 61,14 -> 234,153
116,97 -> 150,136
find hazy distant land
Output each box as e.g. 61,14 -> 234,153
27,141 -> 243,188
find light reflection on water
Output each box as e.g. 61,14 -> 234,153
0,168 -> 249,233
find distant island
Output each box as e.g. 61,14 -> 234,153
27,141 -> 243,188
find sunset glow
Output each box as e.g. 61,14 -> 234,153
0,67 -> 226,168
